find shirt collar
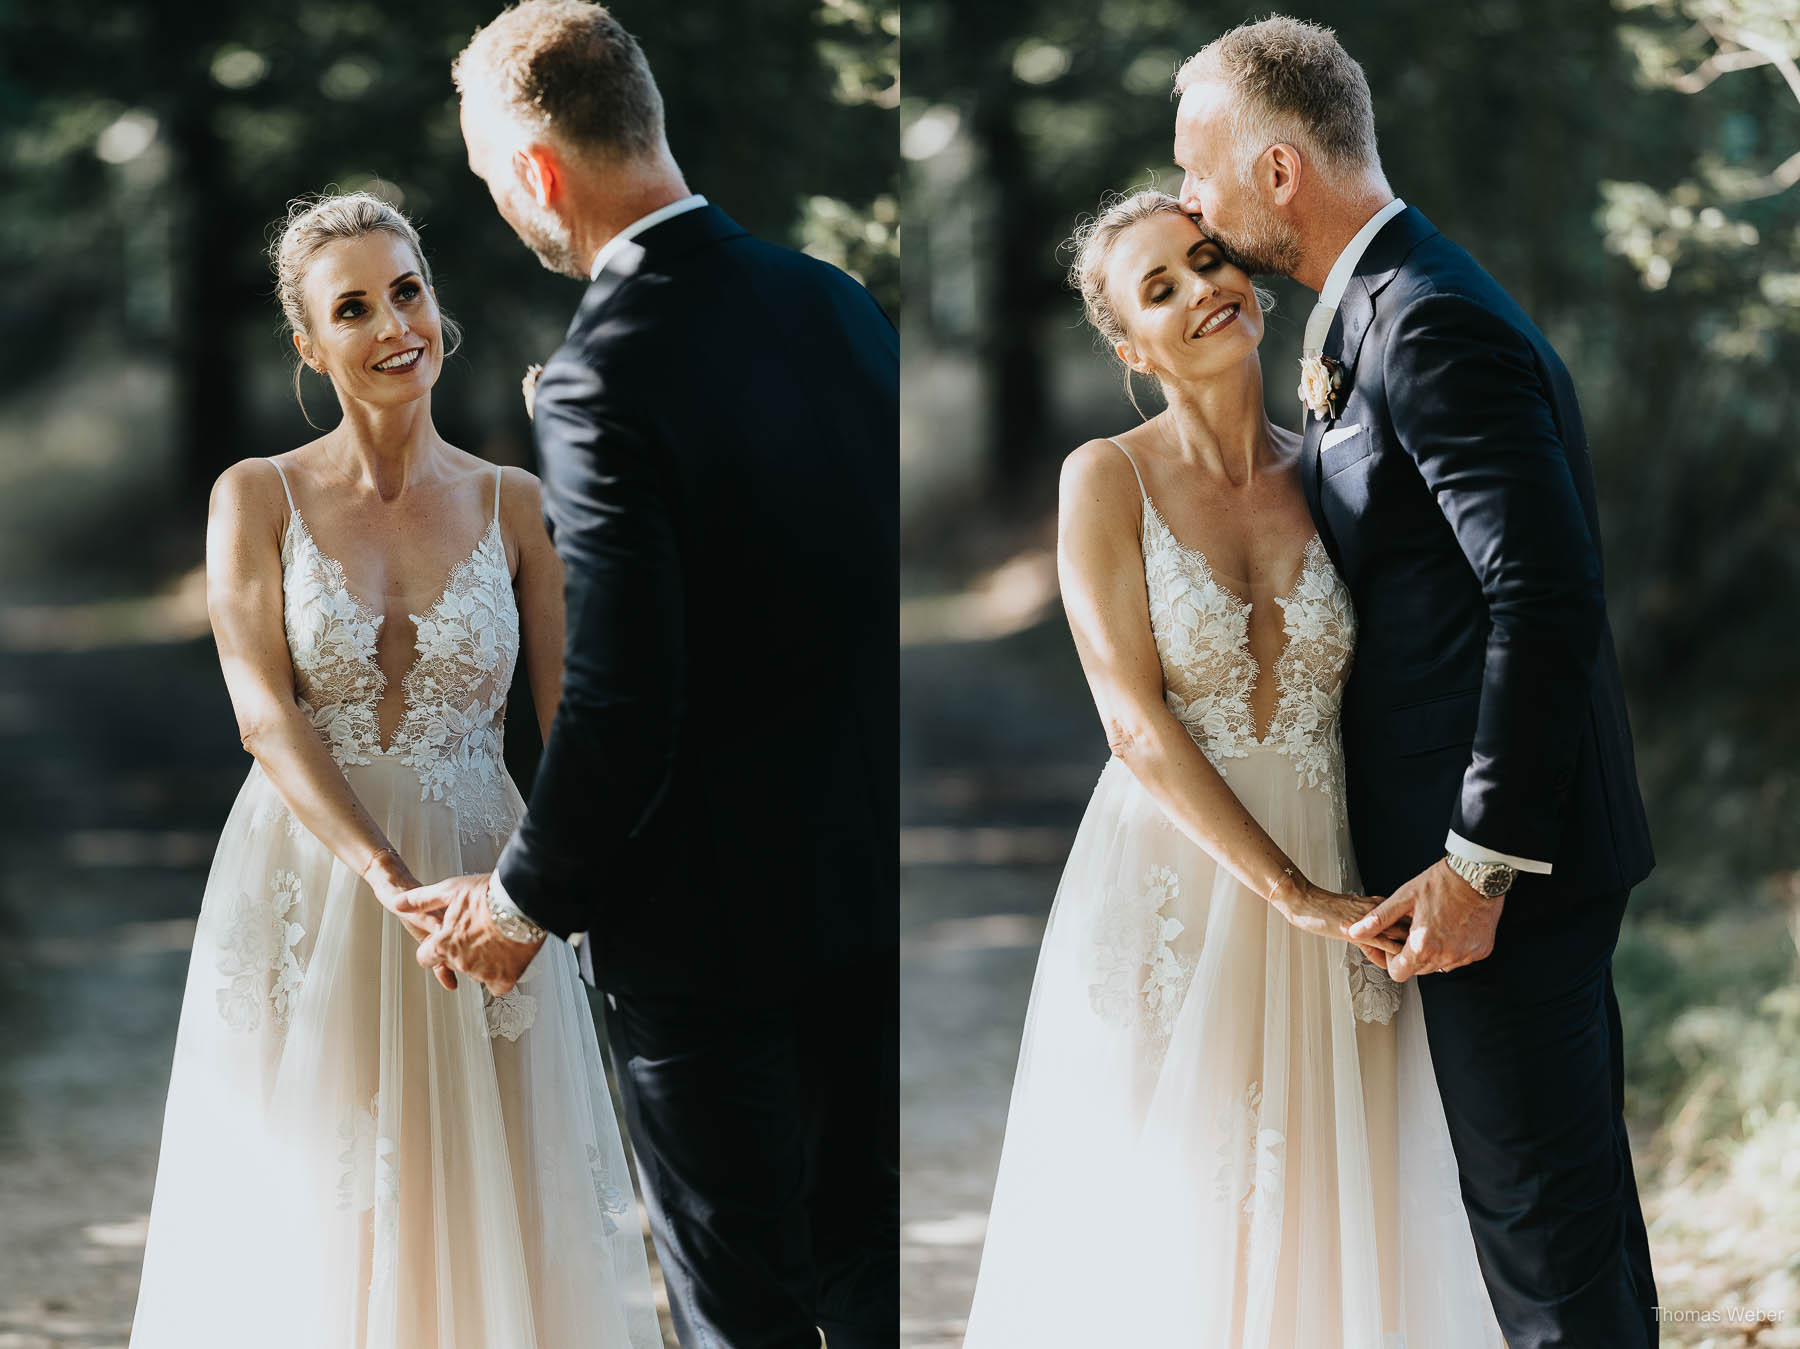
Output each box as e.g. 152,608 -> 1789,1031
589,194 -> 709,281
1317,197 -> 1406,310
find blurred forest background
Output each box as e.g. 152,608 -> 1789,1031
0,1 -> 895,1342
901,1 -> 1800,1345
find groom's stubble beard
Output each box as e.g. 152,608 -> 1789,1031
511,193 -> 587,280
1203,171 -> 1303,280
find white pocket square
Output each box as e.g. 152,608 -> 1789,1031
1320,424 -> 1366,451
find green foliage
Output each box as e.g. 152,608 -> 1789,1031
0,0 -> 899,509
1603,0 -> 1800,358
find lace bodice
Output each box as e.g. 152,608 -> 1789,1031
273,460 -> 520,841
1123,448 -> 1356,804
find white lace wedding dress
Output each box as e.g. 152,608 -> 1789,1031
129,463 -> 661,1348
962,444 -> 1505,1348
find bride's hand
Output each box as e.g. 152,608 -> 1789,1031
1270,879 -> 1407,957
362,848 -> 459,990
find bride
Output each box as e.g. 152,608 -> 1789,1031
961,191 -> 1505,1348
129,191 -> 660,1348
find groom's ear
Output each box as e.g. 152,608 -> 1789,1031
513,144 -> 561,208
1267,143 -> 1303,207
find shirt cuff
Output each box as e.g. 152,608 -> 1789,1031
491,864 -> 581,948
1445,830 -> 1554,876
488,870 -> 537,928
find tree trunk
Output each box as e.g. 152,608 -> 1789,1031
168,86 -> 245,514
973,99 -> 1050,496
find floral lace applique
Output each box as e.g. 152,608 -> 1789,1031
484,982 -> 539,1041
397,525 -> 518,842
1142,503 -> 1257,776
252,799 -> 307,841
336,1094 -> 400,1293
1139,503 -> 1355,807
216,869 -> 306,1033
587,1144 -> 632,1237
1214,1081 -> 1286,1222
1345,945 -> 1402,1024
1266,536 -> 1357,805
280,502 -> 520,845
1089,863 -> 1197,1054
282,514 -> 385,768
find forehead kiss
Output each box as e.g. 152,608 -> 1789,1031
1105,211 -> 1242,303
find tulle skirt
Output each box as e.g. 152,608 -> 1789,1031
129,756 -> 661,1348
963,748 -> 1505,1348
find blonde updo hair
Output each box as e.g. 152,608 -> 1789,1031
1064,187 -> 1275,417
269,190 -> 463,425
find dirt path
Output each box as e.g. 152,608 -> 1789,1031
0,630 -> 677,1346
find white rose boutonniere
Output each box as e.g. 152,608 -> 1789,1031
522,363 -> 544,421
1298,353 -> 1344,421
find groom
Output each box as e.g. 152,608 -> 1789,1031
400,4 -> 898,1346
1172,17 -> 1657,1349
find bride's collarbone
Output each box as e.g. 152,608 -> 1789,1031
1146,503 -> 1318,598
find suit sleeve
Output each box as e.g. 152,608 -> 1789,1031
494,351 -> 683,937
1382,292 -> 1604,869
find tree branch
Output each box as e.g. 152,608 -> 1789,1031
1672,47 -> 1773,95
1725,146 -> 1800,200
1713,23 -> 1800,108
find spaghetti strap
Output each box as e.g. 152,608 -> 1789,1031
1104,438 -> 1149,501
492,464 -> 503,522
267,458 -> 296,513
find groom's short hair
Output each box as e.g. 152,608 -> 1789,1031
453,0 -> 665,161
1176,17 -> 1380,183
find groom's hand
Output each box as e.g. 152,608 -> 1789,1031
1348,859 -> 1502,982
395,873 -> 544,997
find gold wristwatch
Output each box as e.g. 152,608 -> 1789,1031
1445,852 -> 1516,899
488,879 -> 547,944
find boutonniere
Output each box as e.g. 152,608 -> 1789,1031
522,363 -> 544,421
1298,352 -> 1345,421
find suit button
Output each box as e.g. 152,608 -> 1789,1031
1552,768 -> 1572,792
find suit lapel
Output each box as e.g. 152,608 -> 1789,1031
1303,208 -> 1438,572
1297,306 -> 1338,535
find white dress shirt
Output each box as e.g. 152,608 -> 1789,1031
1302,196 -> 1407,354
589,193 -> 709,280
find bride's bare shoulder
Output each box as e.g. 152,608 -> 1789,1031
1061,435 -> 1142,507
209,454 -> 296,527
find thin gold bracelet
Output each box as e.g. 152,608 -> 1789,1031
1267,863 -> 1299,903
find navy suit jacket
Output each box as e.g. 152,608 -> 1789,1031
1302,207 -> 1653,900
495,204 -> 898,998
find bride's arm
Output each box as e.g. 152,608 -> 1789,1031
205,462 -> 446,966
1058,442 -> 1395,950
502,466 -> 566,742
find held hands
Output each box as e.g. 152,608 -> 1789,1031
1348,857 -> 1502,982
392,872 -> 544,998
1269,873 -> 1408,963
362,849 -> 458,991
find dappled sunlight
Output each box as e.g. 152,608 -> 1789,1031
900,548 -> 1059,646
900,826 -> 1073,867
0,565 -> 209,654
900,913 -> 1046,960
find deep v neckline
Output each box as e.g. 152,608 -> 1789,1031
1139,495 -> 1328,746
1140,494 -> 1321,620
281,508 -> 502,749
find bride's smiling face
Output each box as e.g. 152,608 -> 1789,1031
1103,210 -> 1262,387
295,231 -> 445,409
